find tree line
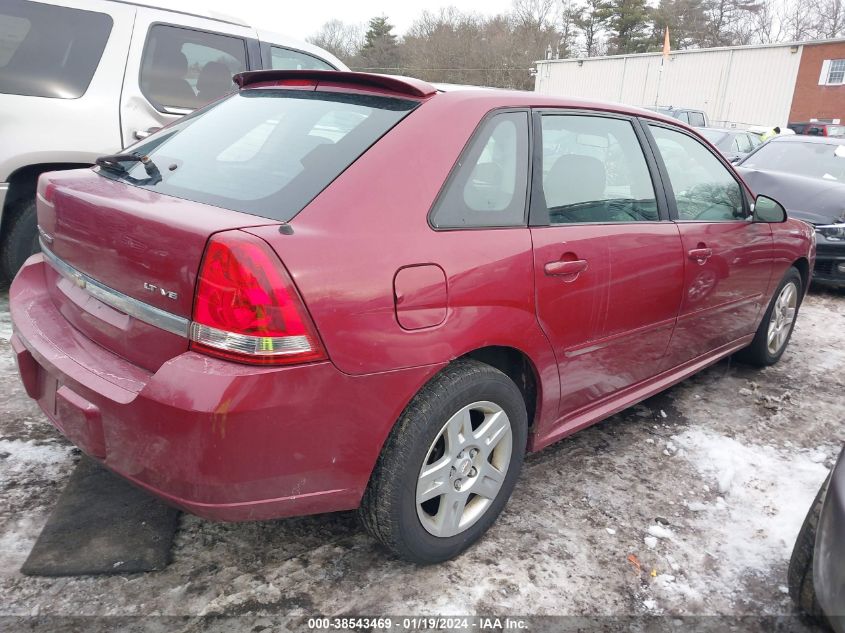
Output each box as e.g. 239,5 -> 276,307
308,0 -> 845,89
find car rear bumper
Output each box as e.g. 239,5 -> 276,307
815,448 -> 845,632
10,255 -> 438,521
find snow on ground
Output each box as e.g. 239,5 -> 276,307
0,288 -> 842,624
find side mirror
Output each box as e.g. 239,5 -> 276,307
729,156 -> 742,164
753,195 -> 787,223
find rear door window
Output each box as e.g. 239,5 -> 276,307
430,111 -> 530,228
733,133 -> 752,153
270,46 -> 334,70
537,114 -> 658,224
140,24 -> 246,111
688,111 -> 706,127
0,0 -> 112,99
99,90 -> 418,221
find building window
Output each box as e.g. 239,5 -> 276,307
820,59 -> 845,85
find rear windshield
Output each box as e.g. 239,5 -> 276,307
0,0 -> 112,99
99,89 -> 419,221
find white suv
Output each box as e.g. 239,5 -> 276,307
0,0 -> 346,283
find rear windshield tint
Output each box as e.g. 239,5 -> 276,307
100,89 -> 419,221
0,0 -> 112,99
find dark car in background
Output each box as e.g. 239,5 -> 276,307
699,128 -> 762,163
789,122 -> 845,137
644,106 -> 709,127
790,445 -> 845,633
738,135 -> 845,286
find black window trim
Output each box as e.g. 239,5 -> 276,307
640,118 -> 753,223
258,41 -> 338,72
139,21 -> 253,115
427,107 -> 534,232
528,108 -> 671,228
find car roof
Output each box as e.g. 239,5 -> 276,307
109,0 -> 249,26
700,127 -> 740,134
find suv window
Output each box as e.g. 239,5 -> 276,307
0,0 -> 112,99
99,90 -> 418,221
430,111 -> 529,228
688,111 -> 706,127
675,111 -> 690,124
649,125 -> 746,222
538,114 -> 658,224
270,46 -> 333,70
140,24 -> 247,111
733,133 -> 752,153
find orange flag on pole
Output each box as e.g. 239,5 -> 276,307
662,26 -> 670,62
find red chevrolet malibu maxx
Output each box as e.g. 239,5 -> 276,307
10,71 -> 815,563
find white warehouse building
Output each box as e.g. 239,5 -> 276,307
534,39 -> 845,129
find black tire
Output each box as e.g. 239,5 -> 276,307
736,266 -> 803,367
359,359 -> 528,564
0,197 -> 39,285
788,473 -> 832,628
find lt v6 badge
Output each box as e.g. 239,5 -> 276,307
143,282 -> 178,300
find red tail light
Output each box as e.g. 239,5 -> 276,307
190,231 -> 326,365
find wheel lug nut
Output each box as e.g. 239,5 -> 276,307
469,467 -> 477,477
470,449 -> 478,458
454,479 -> 463,491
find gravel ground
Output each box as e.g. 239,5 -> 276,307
0,286 -> 843,629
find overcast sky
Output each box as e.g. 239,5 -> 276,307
176,0 -> 516,39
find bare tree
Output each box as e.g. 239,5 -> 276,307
511,0 -> 561,31
744,0 -> 784,43
307,20 -> 364,61
781,0 -> 821,40
816,0 -> 845,37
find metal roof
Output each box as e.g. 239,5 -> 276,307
536,37 -> 845,65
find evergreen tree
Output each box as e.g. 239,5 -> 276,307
650,0 -> 708,49
359,16 -> 401,71
605,0 -> 653,53
574,0 -> 613,56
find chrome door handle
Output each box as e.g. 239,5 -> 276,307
133,127 -> 161,141
545,259 -> 588,278
688,248 -> 713,263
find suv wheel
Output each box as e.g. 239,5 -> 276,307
360,359 -> 527,564
0,198 -> 39,285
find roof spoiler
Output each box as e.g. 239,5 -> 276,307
232,70 -> 437,98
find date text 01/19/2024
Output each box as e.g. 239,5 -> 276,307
306,617 -> 529,630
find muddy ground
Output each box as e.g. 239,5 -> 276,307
0,287 -> 843,630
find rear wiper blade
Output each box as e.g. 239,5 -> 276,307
95,152 -> 162,184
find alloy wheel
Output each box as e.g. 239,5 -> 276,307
767,281 -> 798,356
416,401 -> 513,538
